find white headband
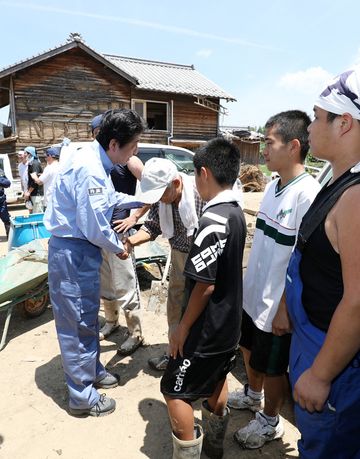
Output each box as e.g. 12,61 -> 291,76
315,66 -> 360,120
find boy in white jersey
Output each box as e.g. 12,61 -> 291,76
230,110 -> 321,449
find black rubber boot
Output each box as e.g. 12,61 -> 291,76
201,401 -> 230,459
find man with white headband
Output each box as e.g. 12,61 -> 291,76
285,66 -> 360,457
125,157 -> 205,371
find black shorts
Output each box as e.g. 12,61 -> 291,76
239,310 -> 291,376
161,352 -> 236,400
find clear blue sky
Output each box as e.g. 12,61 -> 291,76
1,0 -> 360,128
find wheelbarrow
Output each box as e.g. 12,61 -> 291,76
0,239 -> 49,351
134,240 -> 169,277
134,241 -> 170,314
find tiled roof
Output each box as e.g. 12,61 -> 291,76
104,54 -> 235,100
0,35 -> 235,101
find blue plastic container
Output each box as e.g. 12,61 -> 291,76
8,213 -> 51,250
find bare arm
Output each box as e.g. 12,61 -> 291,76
30,172 -> 43,185
169,281 -> 214,359
272,291 -> 292,336
122,228 -> 151,253
127,155 -> 144,181
112,204 -> 151,233
24,187 -> 34,198
112,157 -> 147,232
127,228 -> 152,246
293,185 -> 360,412
123,228 -> 152,256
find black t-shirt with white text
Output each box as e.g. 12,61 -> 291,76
182,201 -> 246,357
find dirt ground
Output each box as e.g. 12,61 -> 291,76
0,194 -> 300,459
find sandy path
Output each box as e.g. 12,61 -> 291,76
0,194 -> 300,458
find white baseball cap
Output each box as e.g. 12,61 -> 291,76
137,157 -> 179,204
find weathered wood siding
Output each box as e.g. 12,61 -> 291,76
13,48 -> 131,149
233,139 -> 260,165
173,95 -> 218,140
2,49 -> 222,175
130,89 -> 219,144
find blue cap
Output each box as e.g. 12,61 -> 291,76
90,114 -> 103,132
24,146 -> 37,158
46,147 -> 60,158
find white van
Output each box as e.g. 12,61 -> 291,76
58,141 -> 196,174
0,154 -> 23,203
56,140 -> 243,213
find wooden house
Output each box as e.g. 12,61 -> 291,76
0,33 -> 235,176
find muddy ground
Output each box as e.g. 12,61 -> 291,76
0,194 -> 300,458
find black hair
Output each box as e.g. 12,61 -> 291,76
96,109 -> 146,150
193,137 -> 240,186
327,111 -> 360,125
265,110 -> 311,162
327,111 -> 339,123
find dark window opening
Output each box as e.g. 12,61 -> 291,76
133,100 -> 168,131
146,102 -> 167,130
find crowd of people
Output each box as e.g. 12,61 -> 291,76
18,145 -> 60,214
0,144 -> 60,238
2,64 -> 360,458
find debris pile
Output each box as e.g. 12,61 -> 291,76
239,165 -> 267,192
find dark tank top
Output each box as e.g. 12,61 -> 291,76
298,167 -> 360,331
300,218 -> 343,331
110,164 -> 137,222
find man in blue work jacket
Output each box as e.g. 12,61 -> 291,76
44,109 -> 146,417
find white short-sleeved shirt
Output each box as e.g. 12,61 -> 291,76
40,161 -> 60,206
243,172 -> 321,332
18,162 -> 28,191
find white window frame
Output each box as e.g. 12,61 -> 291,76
131,99 -> 169,132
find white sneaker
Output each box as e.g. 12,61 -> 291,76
99,321 -> 120,341
233,411 -> 284,449
227,384 -> 264,412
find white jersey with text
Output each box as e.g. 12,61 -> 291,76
244,172 -> 321,332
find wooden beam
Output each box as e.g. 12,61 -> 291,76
9,76 -> 17,135
33,121 -> 43,138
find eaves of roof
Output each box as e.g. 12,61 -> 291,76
0,39 -> 138,85
0,36 -> 235,101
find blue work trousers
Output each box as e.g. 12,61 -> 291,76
286,248 -> 360,459
48,236 -> 107,409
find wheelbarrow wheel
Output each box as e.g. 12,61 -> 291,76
19,293 -> 49,318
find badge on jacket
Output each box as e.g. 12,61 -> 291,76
88,187 -> 103,196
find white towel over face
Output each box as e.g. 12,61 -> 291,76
315,66 -> 360,120
159,173 -> 198,239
